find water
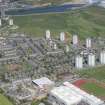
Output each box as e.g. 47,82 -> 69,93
5,4 -> 84,16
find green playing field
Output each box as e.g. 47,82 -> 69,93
81,82 -> 105,96
77,66 -> 105,82
0,94 -> 13,105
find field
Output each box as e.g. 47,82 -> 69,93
13,6 -> 105,39
0,94 -> 13,105
74,66 -> 105,99
82,82 -> 105,96
73,79 -> 105,99
77,66 -> 105,82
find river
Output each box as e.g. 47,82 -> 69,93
5,4 -> 85,16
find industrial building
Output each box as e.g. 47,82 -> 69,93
49,82 -> 105,105
49,86 -> 82,105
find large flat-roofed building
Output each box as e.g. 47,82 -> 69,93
48,82 -> 105,105
63,82 -> 104,105
49,86 -> 83,105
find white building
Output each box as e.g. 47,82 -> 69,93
63,82 -> 104,105
60,32 -> 65,42
86,0 -> 98,4
49,86 -> 82,105
100,51 -> 105,64
72,35 -> 78,45
49,82 -> 104,105
46,30 -> 51,40
88,0 -> 93,4
86,38 -> 92,48
88,53 -> 95,67
75,55 -> 83,69
66,45 -> 69,52
0,19 -> 2,26
53,43 -> 57,50
32,77 -> 55,90
9,19 -> 14,26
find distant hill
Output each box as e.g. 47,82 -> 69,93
13,6 -> 105,39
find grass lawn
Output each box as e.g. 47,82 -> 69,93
31,100 -> 42,105
81,82 -> 105,96
77,66 -> 105,82
0,94 -> 13,105
13,6 -> 105,39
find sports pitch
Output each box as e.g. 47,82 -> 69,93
0,94 -> 13,105
73,79 -> 105,99
81,82 -> 105,96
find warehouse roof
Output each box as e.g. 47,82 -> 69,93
50,86 -> 82,105
50,82 -> 104,105
63,82 -> 105,105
